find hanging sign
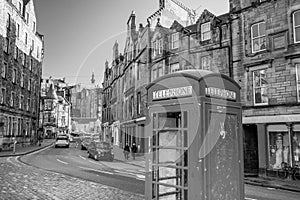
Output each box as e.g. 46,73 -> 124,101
153,86 -> 193,100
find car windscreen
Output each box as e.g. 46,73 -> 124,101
57,137 -> 68,141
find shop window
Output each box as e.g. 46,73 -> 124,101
253,69 -> 268,105
170,32 -> 179,49
293,125 -> 300,166
251,21 -> 266,53
201,22 -> 211,41
293,10 -> 300,43
296,64 -> 300,102
268,125 -> 290,169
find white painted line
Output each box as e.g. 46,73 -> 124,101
88,160 -> 103,166
267,187 -> 276,190
79,155 -> 86,160
56,159 -> 68,165
6,157 -> 21,167
245,197 -> 257,200
79,166 -> 114,175
136,174 -> 145,179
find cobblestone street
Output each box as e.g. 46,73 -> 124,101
0,157 -> 144,200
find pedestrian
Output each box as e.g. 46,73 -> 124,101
131,142 -> 138,160
123,143 -> 130,160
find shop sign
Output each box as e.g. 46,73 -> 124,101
205,87 -> 236,100
153,86 -> 193,100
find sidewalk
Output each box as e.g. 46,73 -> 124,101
113,145 -> 300,193
0,139 -> 55,157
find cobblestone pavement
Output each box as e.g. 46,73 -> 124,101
0,157 -> 145,200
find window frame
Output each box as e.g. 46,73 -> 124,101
12,68 -> 16,83
293,10 -> 300,43
1,62 -> 7,78
296,64 -> 300,102
170,63 -> 180,73
252,68 -> 269,106
201,22 -> 211,41
0,88 -> 6,104
170,32 -> 179,49
201,56 -> 211,71
251,21 -> 267,53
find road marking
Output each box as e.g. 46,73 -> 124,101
6,157 -> 21,167
56,159 -> 68,165
88,160 -> 103,166
267,187 -> 276,190
79,155 -> 86,160
245,198 -> 257,200
79,166 -> 114,175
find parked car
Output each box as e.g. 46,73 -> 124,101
69,132 -> 80,143
80,134 -> 92,150
88,141 -> 114,161
55,135 -> 69,148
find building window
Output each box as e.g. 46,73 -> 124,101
31,40 -> 34,51
296,64 -> 300,102
12,68 -> 16,83
16,23 -> 20,38
18,2 -> 22,13
7,13 -> 11,30
14,46 -> 18,60
27,98 -> 30,111
170,63 -> 180,73
152,68 -> 157,81
28,79 -> 31,91
0,88 -> 5,104
170,32 -> 179,49
1,62 -> 7,78
293,10 -> 300,43
137,92 -> 141,115
201,22 -> 211,41
25,32 -> 28,45
26,12 -> 29,23
10,92 -> 15,107
158,67 -> 163,78
201,56 -> 211,71
4,38 -> 9,53
21,73 -> 24,87
23,53 -> 26,66
253,69 -> 268,105
33,21 -> 36,33
20,95 -> 24,109
158,39 -> 163,55
153,40 -> 157,57
251,22 -> 266,53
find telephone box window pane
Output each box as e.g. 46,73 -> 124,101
153,132 -> 157,146
184,190 -> 188,200
159,130 -> 182,147
158,185 -> 179,199
152,183 -> 156,198
158,167 -> 180,185
158,149 -> 181,164
158,112 -> 181,129
183,150 -> 188,167
183,111 -> 187,128
183,170 -> 188,187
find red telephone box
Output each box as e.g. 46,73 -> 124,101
145,70 -> 244,200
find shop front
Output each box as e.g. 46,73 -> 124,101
243,114 -> 300,177
145,70 -> 244,200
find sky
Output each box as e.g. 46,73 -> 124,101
33,0 -> 229,87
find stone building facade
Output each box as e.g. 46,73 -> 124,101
102,0 -> 300,177
0,0 -> 44,150
230,0 -> 300,176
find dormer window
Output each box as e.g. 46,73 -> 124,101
201,22 -> 211,41
170,32 -> 179,49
